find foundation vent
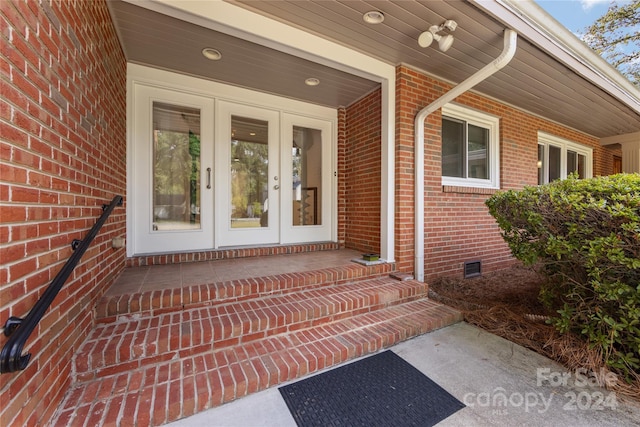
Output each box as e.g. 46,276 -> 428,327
464,260 -> 482,278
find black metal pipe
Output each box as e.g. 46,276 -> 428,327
0,195 -> 123,373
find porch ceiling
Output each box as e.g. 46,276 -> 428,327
108,0 -> 640,139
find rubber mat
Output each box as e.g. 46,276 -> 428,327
279,350 -> 465,426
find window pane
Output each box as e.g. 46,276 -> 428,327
442,118 -> 465,178
292,126 -> 322,226
468,124 -> 489,179
538,144 -> 545,185
549,145 -> 561,182
567,150 -> 577,176
230,116 -> 269,228
152,102 -> 201,231
577,154 -> 586,179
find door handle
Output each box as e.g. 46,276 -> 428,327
274,185 -> 280,190
206,167 -> 212,189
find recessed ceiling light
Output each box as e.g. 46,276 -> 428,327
202,47 -> 222,61
363,11 -> 384,24
305,78 -> 320,86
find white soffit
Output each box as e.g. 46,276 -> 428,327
474,0 -> 640,115
114,0 -> 640,138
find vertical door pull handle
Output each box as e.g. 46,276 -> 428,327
206,167 -> 212,189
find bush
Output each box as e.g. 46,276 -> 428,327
485,174 -> 640,378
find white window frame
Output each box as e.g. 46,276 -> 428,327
441,103 -> 500,189
537,132 -> 593,184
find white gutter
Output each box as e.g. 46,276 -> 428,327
414,29 -> 518,282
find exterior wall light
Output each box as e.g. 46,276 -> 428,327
418,20 -> 457,52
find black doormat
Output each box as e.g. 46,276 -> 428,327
279,350 -> 465,427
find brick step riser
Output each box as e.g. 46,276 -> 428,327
75,280 -> 428,381
54,300 -> 463,427
96,264 -> 393,323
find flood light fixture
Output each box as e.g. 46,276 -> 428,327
418,20 -> 457,52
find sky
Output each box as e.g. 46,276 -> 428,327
536,0 -> 616,34
535,0 -> 637,74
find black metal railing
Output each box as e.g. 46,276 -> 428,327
0,195 -> 123,374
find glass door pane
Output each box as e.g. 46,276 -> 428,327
567,150 -> 577,177
281,113 -> 333,244
216,101 -> 279,247
549,145 -> 561,182
152,102 -> 201,231
577,154 -> 586,179
537,144 -> 545,185
292,126 -> 322,226
230,116 -> 269,229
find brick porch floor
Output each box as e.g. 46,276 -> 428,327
107,249 -> 366,296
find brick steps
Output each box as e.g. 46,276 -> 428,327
74,277 -> 428,381
51,256 -> 462,427
54,299 -> 461,427
95,262 -> 394,323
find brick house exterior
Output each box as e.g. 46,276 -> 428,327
1,0 -> 638,425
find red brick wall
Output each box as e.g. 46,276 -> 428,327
396,67 -> 617,280
1,0 -> 126,425
344,90 -> 382,254
395,66 -> 621,280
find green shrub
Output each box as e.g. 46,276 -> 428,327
486,174 -> 640,378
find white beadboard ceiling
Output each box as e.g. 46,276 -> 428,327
107,0 -> 640,139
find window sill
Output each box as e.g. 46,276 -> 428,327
442,185 -> 499,195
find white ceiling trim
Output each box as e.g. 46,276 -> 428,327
600,131 -> 640,146
472,0 -> 640,115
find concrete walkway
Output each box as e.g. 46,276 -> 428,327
168,322 -> 640,426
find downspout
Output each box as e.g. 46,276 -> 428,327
414,29 -> 518,282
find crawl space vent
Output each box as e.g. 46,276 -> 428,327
464,260 -> 482,278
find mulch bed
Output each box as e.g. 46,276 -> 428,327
428,264 -> 640,403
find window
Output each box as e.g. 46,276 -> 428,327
537,132 -> 592,185
441,104 -> 500,189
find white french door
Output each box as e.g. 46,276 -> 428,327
129,73 -> 336,255
131,84 -> 214,254
215,101 -> 280,247
281,113 -> 333,243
